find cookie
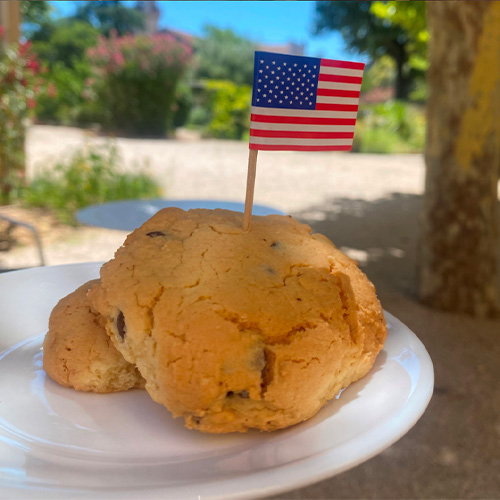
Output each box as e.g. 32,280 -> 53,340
90,208 -> 386,432
43,280 -> 145,393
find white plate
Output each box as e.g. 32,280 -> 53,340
0,263 -> 434,500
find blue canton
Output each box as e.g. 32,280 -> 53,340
251,51 -> 321,110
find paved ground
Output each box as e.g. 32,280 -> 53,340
2,125 -> 500,499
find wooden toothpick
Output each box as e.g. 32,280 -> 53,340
243,149 -> 258,231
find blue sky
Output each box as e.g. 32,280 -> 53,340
49,1 -> 364,62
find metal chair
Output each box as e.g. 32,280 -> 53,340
0,214 -> 45,268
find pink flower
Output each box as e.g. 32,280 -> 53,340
19,40 -> 32,57
47,83 -> 57,98
112,52 -> 125,67
26,57 -> 39,73
27,98 -> 36,109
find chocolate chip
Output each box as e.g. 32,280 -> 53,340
270,241 -> 280,248
192,416 -> 202,425
226,390 -> 249,398
265,266 -> 276,274
261,348 -> 276,396
116,311 -> 126,340
146,231 -> 165,237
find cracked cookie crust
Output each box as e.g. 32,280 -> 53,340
90,208 -> 387,432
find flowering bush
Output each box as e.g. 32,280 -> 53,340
0,37 -> 46,204
88,33 -> 192,136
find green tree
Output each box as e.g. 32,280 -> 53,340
74,1 -> 145,37
314,1 -> 427,100
21,0 -> 51,27
21,0 -> 55,43
194,26 -> 257,86
30,20 -> 99,69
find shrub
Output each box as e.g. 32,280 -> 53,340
35,60 -> 94,125
0,38 -> 46,204
187,80 -> 251,140
31,19 -> 99,125
205,80 -> 251,140
20,144 -> 161,224
352,100 -> 426,154
87,33 -> 192,136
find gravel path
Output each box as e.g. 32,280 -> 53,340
26,125 -> 425,214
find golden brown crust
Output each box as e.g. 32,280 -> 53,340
90,209 -> 387,432
43,280 -> 145,393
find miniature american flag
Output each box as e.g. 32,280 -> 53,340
249,51 -> 364,151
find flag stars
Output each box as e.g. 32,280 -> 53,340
254,54 -> 323,109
